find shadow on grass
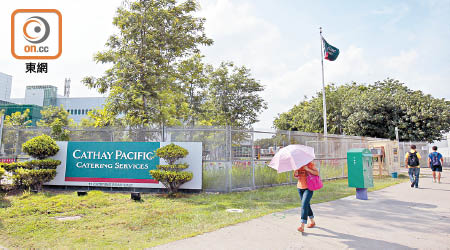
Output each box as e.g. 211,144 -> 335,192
0,196 -> 11,208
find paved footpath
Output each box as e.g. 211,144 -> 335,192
154,168 -> 450,250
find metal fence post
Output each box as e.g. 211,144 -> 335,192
251,130 -> 255,189
226,126 -> 233,192
288,130 -> 291,144
15,129 -> 21,156
0,115 -> 4,153
288,131 -> 293,183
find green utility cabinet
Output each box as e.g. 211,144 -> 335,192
347,148 -> 374,188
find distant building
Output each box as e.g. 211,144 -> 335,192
0,104 -> 42,125
0,72 -> 12,101
7,80 -> 106,124
24,85 -> 57,106
56,97 -> 106,123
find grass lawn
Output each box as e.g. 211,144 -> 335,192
0,176 -> 407,248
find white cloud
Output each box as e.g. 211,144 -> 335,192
384,50 -> 418,71
371,7 -> 394,15
199,0 -> 285,77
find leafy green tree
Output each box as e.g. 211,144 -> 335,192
37,105 -> 73,141
274,83 -> 364,134
176,54 -> 210,126
343,79 -> 450,142
1,110 -> 33,155
204,62 -> 267,128
3,109 -> 32,128
274,79 -> 450,142
82,0 -> 213,132
80,108 -> 123,128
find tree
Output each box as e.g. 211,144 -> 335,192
274,83 -> 364,134
82,0 -> 213,132
3,109 -> 32,128
343,79 -> 450,142
2,110 -> 33,155
80,108 -> 123,128
274,79 -> 450,142
176,53 -> 210,126
204,62 -> 267,128
37,105 -> 73,141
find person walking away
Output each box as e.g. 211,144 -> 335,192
294,161 -> 319,232
428,146 -> 444,183
405,145 -> 421,188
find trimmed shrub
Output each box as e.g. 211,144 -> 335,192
0,159 -> 61,171
156,163 -> 189,171
156,143 -> 188,165
12,168 -> 56,191
150,170 -> 193,191
0,163 -> 13,172
3,135 -> 61,191
22,134 -> 59,159
25,159 -> 61,169
0,162 -> 24,172
150,143 -> 193,196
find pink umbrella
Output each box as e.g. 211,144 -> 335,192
268,144 -> 315,173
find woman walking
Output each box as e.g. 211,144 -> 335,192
294,161 -> 319,232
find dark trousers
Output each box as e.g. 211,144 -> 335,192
298,188 -> 314,224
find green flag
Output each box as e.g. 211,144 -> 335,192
322,38 -> 339,61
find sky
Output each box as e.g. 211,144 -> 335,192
0,0 -> 449,129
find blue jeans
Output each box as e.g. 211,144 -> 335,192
298,188 -> 314,224
408,168 -> 420,188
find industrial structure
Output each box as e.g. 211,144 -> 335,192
0,72 -> 106,124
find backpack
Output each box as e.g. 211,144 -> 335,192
408,152 -> 420,167
431,152 -> 441,167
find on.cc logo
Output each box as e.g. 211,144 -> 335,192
11,9 -> 62,60
23,16 -> 50,44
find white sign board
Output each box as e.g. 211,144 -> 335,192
46,141 -> 202,189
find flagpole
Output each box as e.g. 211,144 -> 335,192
320,27 -> 327,137
320,27 -> 328,165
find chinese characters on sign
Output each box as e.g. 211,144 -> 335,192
25,62 -> 48,73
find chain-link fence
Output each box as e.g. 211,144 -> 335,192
399,141 -> 431,168
1,126 -> 383,192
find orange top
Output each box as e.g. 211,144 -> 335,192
294,162 -> 318,189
